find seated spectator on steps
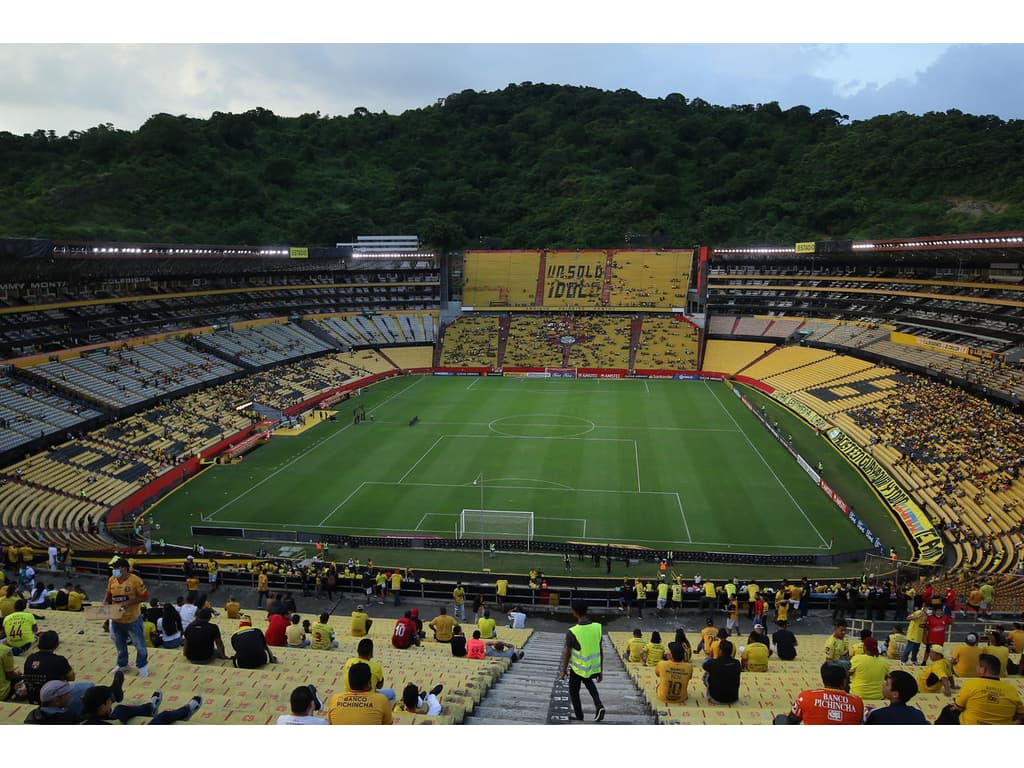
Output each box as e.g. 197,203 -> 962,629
276,685 -> 327,725
395,682 -> 444,716
182,608 -> 227,664
80,684 -> 203,725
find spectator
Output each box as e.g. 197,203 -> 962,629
176,594 -> 197,629
655,642 -> 693,704
864,670 -> 929,725
396,682 -> 444,716
277,685 -> 326,725
80,684 -> 202,725
21,631 -> 107,717
1,599 -> 37,656
741,630 -> 772,672
916,645 -> 953,696
623,628 -> 645,664
507,605 -> 527,629
643,630 -> 665,666
230,616 -> 276,669
824,620 -> 851,672
157,603 -> 183,650
286,614 -> 310,648
775,661 -> 864,725
484,639 -> 524,662
391,611 -> 420,649
224,596 -> 241,619
309,612 -> 338,650
0,639 -> 22,702
901,606 -> 927,665
848,636 -> 889,701
342,639 -> 395,702
984,629 -> 1011,676
452,582 -> 466,621
697,617 -> 718,655
450,625 -> 467,658
702,639 -> 741,704
23,680 -> 87,724
350,604 -> 372,637
428,606 -> 458,643
946,653 -> 1024,724
477,609 -> 497,639
467,630 -> 486,659
950,632 -> 983,678
265,607 -> 289,647
182,608 -> 227,664
327,662 -> 393,725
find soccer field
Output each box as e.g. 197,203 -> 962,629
151,376 -> 871,554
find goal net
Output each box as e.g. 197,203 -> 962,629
544,367 -> 577,379
457,509 -> 535,547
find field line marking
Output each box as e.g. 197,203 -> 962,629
414,513 -> 430,531
318,482 -> 368,526
466,377 -> 481,390
207,376 -> 421,520
645,380 -> 650,394
369,419 -> 739,433
634,440 -> 641,492
704,381 -> 830,548
398,435 -> 446,483
674,493 -> 693,542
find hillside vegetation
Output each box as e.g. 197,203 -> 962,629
2,83 -> 1023,248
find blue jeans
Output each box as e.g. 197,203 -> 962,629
67,681 -> 97,718
112,702 -> 192,724
901,640 -> 920,665
110,616 -> 149,670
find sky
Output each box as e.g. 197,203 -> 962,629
2,2 -> 1022,136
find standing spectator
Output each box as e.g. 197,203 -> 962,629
702,639 -> 741,704
182,608 -> 226,664
472,593 -> 486,623
771,619 -> 798,661
978,580 -> 994,619
350,604 -> 372,638
901,606 -> 927,665
46,543 -> 59,574
207,559 -> 220,593
558,601 -> 606,722
775,662 -> 864,725
655,642 -> 693,704
327,662 -> 392,725
256,570 -> 269,609
863,670 -> 929,725
230,616 -> 276,669
390,569 -> 403,606
452,582 -> 466,621
104,558 -> 149,676
922,606 -> 953,659
391,611 -> 420,649
277,685 -> 326,725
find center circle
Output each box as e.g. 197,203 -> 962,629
488,414 -> 596,438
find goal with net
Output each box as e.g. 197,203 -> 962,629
457,509 -> 535,549
544,367 -> 577,378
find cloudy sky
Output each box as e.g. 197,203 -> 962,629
2,2 -> 1022,136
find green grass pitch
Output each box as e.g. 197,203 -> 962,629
150,376 -> 875,554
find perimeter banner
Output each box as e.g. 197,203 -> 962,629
771,391 -> 831,431
825,427 -> 944,564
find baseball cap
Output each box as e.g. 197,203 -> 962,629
355,605 -> 365,612
753,623 -> 764,631
40,680 -> 73,703
410,608 -> 419,617
929,644 -> 945,656
965,633 -> 978,645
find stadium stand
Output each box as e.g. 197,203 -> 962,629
701,340 -> 776,375
462,251 -> 541,307
438,315 -> 500,368
606,250 -> 691,308
632,317 -> 700,371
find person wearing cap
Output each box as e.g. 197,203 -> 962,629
1,598 -> 37,656
21,630 -> 103,716
849,636 -> 889,700
916,644 -> 953,696
655,641 -> 693,703
350,604 -> 372,637
81,684 -> 202,725
230,616 -> 276,668
741,630 -> 771,672
948,652 -> 1024,724
863,670 -> 928,724
776,661 -> 864,725
182,608 -> 227,664
950,632 -> 984,678
23,679 -> 82,724
104,556 -> 150,677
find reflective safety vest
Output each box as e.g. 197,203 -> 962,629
569,621 -> 603,677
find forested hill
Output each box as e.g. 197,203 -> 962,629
2,82 -> 1024,249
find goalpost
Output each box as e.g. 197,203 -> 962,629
544,367 -> 578,379
457,509 -> 535,552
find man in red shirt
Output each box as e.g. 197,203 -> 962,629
942,587 -> 957,618
775,662 -> 864,725
265,609 -> 289,647
923,607 -> 953,658
391,611 -> 421,649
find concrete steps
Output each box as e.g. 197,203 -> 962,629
464,630 -> 655,725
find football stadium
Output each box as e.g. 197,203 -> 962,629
1,233 -> 1023,727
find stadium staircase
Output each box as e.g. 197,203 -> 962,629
496,315 -> 511,368
534,252 -> 548,305
601,251 -> 614,304
295,318 -> 345,350
464,631 -> 654,724
628,318 -> 644,370
250,402 -> 285,422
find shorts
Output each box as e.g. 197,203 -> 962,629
726,618 -> 739,629
657,598 -> 667,609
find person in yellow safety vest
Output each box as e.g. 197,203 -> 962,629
559,601 -> 606,722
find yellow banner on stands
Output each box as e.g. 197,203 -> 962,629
890,331 -> 975,359
795,242 -> 816,254
289,247 -> 309,259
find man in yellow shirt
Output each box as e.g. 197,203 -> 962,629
1,599 -> 37,656
224,596 -> 242,619
390,570 -> 402,606
257,571 -> 269,609
328,662 -> 393,725
950,653 -> 1024,724
885,626 -> 906,661
700,580 -> 716,612
495,578 -> 508,611
698,618 -> 718,655
916,645 -> 953,695
901,607 -> 927,665
310,612 -> 338,650
1007,623 -> 1024,654
655,642 -> 693,703
849,636 -> 889,700
741,631 -> 771,672
823,620 -> 850,671
104,557 -> 149,676
428,606 -> 458,643
452,582 -> 466,621
477,610 -> 497,639
950,632 -> 983,678
623,628 -> 646,663
339,638 -> 395,703
350,605 -> 372,637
